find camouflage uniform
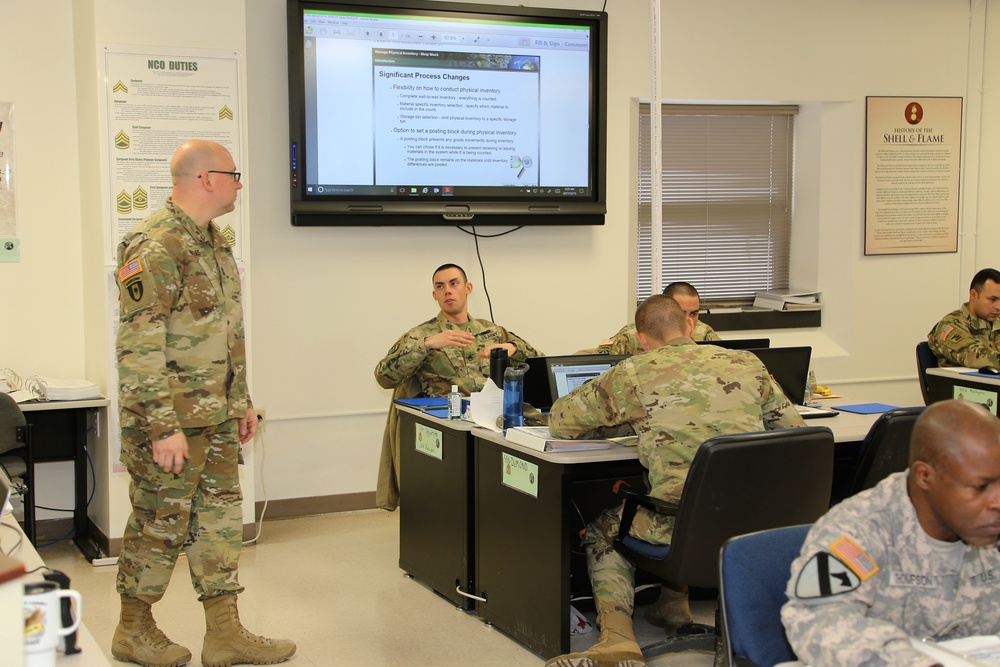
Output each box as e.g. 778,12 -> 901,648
374,311 -> 543,397
115,199 -> 250,603
549,338 -> 805,616
596,321 -> 720,355
781,472 -> 1000,666
927,303 -> 1000,368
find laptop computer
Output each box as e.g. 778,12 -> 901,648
696,338 -> 771,350
745,346 -> 838,419
524,354 -> 629,411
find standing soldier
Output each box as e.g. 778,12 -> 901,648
113,140 -> 295,667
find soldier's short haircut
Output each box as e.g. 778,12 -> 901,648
432,263 -> 468,283
910,399 -> 1000,468
635,294 -> 687,339
662,281 -> 700,299
970,268 -> 1000,293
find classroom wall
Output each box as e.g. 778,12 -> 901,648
2,0 -> 998,539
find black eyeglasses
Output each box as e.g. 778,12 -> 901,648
207,170 -> 241,182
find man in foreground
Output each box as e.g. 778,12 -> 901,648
544,295 -> 804,667
928,268 -> 1000,367
595,282 -> 721,355
114,140 -> 295,667
782,399 -> 1000,666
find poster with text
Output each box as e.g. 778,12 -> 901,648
865,96 -> 962,255
0,102 -> 18,248
103,47 -> 244,262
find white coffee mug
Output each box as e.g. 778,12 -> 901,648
23,581 -> 82,667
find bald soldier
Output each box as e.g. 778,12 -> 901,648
594,282 -> 720,355
544,295 -> 805,667
928,268 -> 1000,367
113,140 -> 294,667
782,400 -> 1000,666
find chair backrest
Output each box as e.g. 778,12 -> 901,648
661,426 -> 834,589
720,524 -> 810,667
915,341 -> 938,405
846,406 -> 924,499
0,392 -> 27,455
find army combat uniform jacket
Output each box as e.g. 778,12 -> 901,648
116,199 -> 251,443
549,338 -> 804,515
927,303 -> 1000,368
596,320 -> 720,355
374,311 -> 542,397
781,472 -> 1000,667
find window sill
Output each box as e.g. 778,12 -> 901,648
700,308 -> 821,332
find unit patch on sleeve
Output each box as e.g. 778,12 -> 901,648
118,259 -> 153,314
794,551 -> 861,599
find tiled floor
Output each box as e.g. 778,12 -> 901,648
41,510 -> 716,666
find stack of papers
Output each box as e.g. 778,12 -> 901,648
33,376 -> 102,401
505,426 -> 615,453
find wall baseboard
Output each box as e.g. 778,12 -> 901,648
30,491 -> 380,560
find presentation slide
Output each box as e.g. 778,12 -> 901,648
372,50 -> 540,187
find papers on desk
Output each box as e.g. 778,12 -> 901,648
30,376 -> 101,401
469,379 -> 504,432
505,426 -> 615,453
833,402 -> 901,415
911,635 -> 1000,666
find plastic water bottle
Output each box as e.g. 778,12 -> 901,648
808,370 -> 818,401
503,363 -> 529,430
448,385 -> 462,420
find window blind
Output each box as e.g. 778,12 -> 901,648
636,104 -> 798,303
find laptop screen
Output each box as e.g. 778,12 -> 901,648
524,354 -> 629,411
745,346 -> 812,405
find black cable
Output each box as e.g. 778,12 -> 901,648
454,224 -> 524,323
602,0 -> 608,12
1,520 -> 23,556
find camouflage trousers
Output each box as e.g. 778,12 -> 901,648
584,501 -> 676,617
117,420 -> 245,603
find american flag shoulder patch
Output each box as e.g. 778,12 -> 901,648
118,259 -> 143,282
939,325 -> 955,342
830,536 -> 879,581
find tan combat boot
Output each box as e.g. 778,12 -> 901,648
545,611 -> 646,667
644,583 -> 694,630
111,595 -> 192,667
201,594 -> 296,667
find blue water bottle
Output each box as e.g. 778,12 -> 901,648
503,363 -> 529,430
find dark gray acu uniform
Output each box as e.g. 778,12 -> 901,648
115,198 -> 251,603
782,472 -> 1000,666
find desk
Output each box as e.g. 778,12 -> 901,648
926,367 -> 1000,409
397,399 -> 883,659
1,512 -> 112,667
19,399 -> 109,561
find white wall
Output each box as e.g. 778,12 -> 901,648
3,0 -> 999,538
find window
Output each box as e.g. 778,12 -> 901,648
636,104 -> 798,303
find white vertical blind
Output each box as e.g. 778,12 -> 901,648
636,104 -> 798,303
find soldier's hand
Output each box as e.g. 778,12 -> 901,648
152,432 -> 189,474
239,408 -> 258,444
480,342 -> 516,359
424,330 -> 475,350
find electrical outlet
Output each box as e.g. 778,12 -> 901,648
256,408 -> 266,432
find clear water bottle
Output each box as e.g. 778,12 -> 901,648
502,363 -> 529,430
448,384 -> 462,420
807,370 -> 818,401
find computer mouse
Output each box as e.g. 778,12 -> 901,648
979,366 -> 1000,375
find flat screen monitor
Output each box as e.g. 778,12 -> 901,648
745,346 -> 812,406
287,0 -> 608,226
696,338 -> 771,350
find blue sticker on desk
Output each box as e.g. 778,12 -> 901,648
501,452 -> 538,498
414,423 -> 443,460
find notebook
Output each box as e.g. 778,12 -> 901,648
524,354 -> 629,411
745,346 -> 838,419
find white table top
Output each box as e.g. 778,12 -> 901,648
17,398 -> 109,412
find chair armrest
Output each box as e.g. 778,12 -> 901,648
616,488 -> 680,542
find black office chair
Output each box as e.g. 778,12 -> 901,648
719,524 -> 810,667
612,426 -> 835,661
835,406 -> 923,504
0,392 -> 34,543
915,341 -> 938,405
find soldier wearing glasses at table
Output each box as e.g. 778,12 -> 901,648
113,140 -> 295,667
